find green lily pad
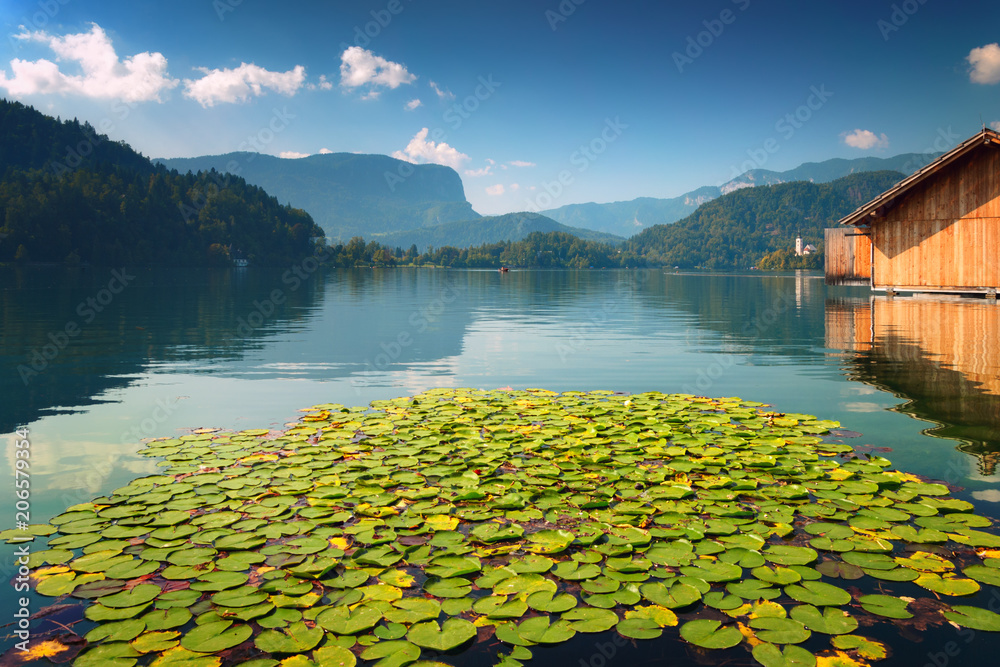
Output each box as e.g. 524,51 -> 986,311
142,608 -> 192,631
640,581 -> 701,608
359,640 -> 420,666
407,618 -> 477,650
131,630 -> 181,654
726,578 -> 780,600
423,577 -> 473,598
789,604 -> 858,634
749,617 -> 811,644
942,606 -> 1000,631
514,616 -> 577,644
783,581 -> 852,606
526,590 -> 577,613
471,523 -> 525,543
493,573 -> 556,596
751,643 -> 816,667
679,619 -> 742,649
526,529 -> 575,554
254,622 -> 324,653
615,617 -> 662,640
963,565 -> 1000,587
99,584 -> 162,608
562,607 -> 619,633
858,595 -> 912,619
179,620 -> 252,652
384,598 -> 442,624
317,604 -> 384,634
764,545 -> 818,566
751,566 -> 801,586
313,645 -> 358,666
914,573 -> 981,596
211,586 -> 268,607
552,560 -> 602,581
85,618 -> 147,643
472,595 -> 528,619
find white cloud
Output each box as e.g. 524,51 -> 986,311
990,121 -> 1000,132
508,160 -> 536,168
184,62 -> 306,107
968,43 -> 1000,84
510,183 -> 520,192
0,23 -> 178,102
405,98 -> 422,111
280,148 -> 334,159
307,74 -> 333,91
486,184 -> 505,196
392,128 -> 469,170
841,129 -> 889,150
464,166 -> 493,177
430,80 -> 454,100
340,47 -> 416,93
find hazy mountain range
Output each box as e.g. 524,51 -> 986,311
541,153 -> 937,238
370,212 -> 623,252
155,152 -> 478,240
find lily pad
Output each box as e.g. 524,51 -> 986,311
858,595 -> 912,619
679,619 -> 742,649
942,606 -> 1000,631
749,617 -> 811,644
783,581 -> 852,606
751,643 -> 817,667
179,621 -> 251,653
789,605 -> 858,634
407,618 -> 477,650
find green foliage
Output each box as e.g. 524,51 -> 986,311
757,248 -> 823,270
0,99 -> 324,266
320,231 -> 626,269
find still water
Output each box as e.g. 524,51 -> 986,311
2,266 -> 1000,663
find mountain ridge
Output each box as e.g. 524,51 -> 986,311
155,152 -> 479,241
371,212 -> 623,253
542,153 -> 938,238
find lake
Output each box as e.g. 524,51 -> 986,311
2,266 -> 1000,664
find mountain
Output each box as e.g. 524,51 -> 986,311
623,170 -> 906,270
155,152 -> 479,241
372,212 -> 623,252
542,153 -> 936,238
0,99 -> 323,266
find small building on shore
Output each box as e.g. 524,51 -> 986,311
825,127 -> 1000,296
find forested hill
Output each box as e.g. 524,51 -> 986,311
0,99 -> 323,266
0,99 -> 153,177
625,171 -> 905,269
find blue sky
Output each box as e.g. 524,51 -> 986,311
1,0 -> 998,215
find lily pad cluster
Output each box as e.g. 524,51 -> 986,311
10,388 -> 1000,667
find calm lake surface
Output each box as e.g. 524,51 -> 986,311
2,266 -> 1000,664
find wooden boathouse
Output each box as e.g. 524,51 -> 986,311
826,127 -> 1000,296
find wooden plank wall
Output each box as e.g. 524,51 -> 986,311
825,228 -> 871,285
873,146 -> 1000,289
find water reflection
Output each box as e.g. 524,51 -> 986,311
827,295 -> 1000,474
